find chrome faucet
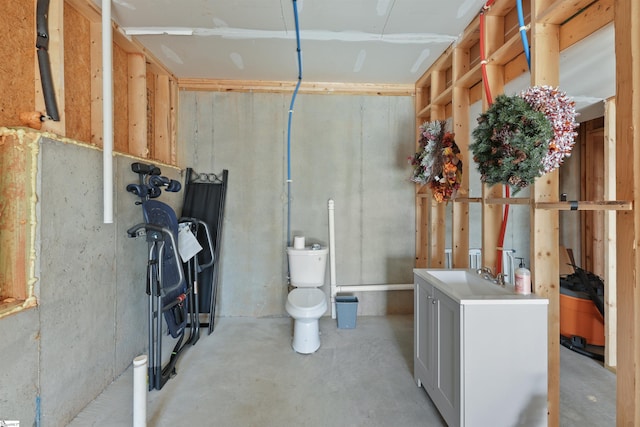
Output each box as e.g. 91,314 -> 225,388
477,266 -> 493,279
477,267 -> 506,286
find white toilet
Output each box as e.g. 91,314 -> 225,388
286,244 -> 328,354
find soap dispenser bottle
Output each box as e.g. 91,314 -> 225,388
514,257 -> 531,295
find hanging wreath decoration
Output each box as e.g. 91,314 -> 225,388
470,85 -> 578,191
409,120 -> 463,203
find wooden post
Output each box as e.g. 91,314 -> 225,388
154,74 -> 171,163
415,85 -> 429,268
128,53 -> 147,158
169,77 -> 178,165
531,1 -> 560,425
603,97 -> 617,369
452,47 -> 470,268
615,0 -> 640,424
481,14 -> 505,272
430,70 -> 447,268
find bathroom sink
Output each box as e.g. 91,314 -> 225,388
414,268 -> 535,303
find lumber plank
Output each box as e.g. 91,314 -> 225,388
615,0 -> 640,423
531,1 -> 561,424
179,79 -> 414,96
128,53 -> 147,158
603,97 -> 617,369
452,47 -> 470,268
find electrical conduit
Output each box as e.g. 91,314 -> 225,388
517,0 -> 531,69
286,0 -> 303,245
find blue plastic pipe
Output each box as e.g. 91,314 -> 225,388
516,0 -> 531,70
287,0 -> 302,246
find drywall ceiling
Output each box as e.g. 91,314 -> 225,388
102,0 -> 614,117
104,0 -> 489,84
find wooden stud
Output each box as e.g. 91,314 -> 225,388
415,83 -> 429,268
603,97 -> 617,369
430,70 -> 447,268
153,74 -> 171,163
169,77 -> 178,166
128,53 -> 147,158
481,14 -> 505,274
90,21 -> 103,147
63,3 -> 92,142
413,1 -> 623,423
615,0 -> 640,424
452,47 -> 470,269
531,1 -> 561,424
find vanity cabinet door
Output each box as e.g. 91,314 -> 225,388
432,288 -> 461,427
414,279 -> 436,390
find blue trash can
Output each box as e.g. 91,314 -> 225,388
336,296 -> 358,329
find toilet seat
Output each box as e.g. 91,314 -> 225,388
286,288 -> 327,319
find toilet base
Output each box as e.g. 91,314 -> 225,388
291,318 -> 320,354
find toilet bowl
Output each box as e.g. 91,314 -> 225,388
286,288 -> 327,353
286,244 -> 328,354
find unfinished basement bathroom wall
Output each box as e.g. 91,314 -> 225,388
0,129 -> 184,425
179,90 -> 416,317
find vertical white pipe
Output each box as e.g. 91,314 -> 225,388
102,0 -> 114,224
328,199 -> 336,319
133,355 -> 147,427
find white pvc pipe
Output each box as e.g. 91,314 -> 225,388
335,284 -> 414,293
102,0 -> 114,224
328,199 -> 413,318
133,355 -> 147,427
328,199 -> 336,318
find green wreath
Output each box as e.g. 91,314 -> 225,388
470,94 -> 553,191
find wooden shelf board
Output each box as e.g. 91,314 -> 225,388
417,104 -> 431,118
537,0 -> 598,25
535,200 -> 633,211
453,197 -> 483,203
489,31 -> 527,66
456,63 -> 483,89
431,86 -> 453,107
179,79 -> 414,96
485,197 -> 532,205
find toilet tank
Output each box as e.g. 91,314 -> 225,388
287,246 -> 328,287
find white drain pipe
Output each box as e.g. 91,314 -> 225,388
328,199 -> 337,318
102,0 -> 114,224
328,199 -> 413,319
133,355 -> 147,427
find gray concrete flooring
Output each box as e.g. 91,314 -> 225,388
69,315 -> 615,426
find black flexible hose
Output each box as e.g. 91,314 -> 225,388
36,0 -> 60,121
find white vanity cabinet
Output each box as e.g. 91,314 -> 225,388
414,269 -> 548,427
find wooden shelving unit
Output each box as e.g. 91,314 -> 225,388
413,0 -> 640,425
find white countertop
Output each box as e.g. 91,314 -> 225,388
414,268 -> 549,305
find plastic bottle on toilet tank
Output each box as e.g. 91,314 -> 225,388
514,257 -> 531,295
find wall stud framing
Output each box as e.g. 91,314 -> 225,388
413,1 -> 621,425
615,0 -> 640,423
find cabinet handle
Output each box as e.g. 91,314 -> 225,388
432,299 -> 437,304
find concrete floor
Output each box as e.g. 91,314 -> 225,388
69,315 -> 615,426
